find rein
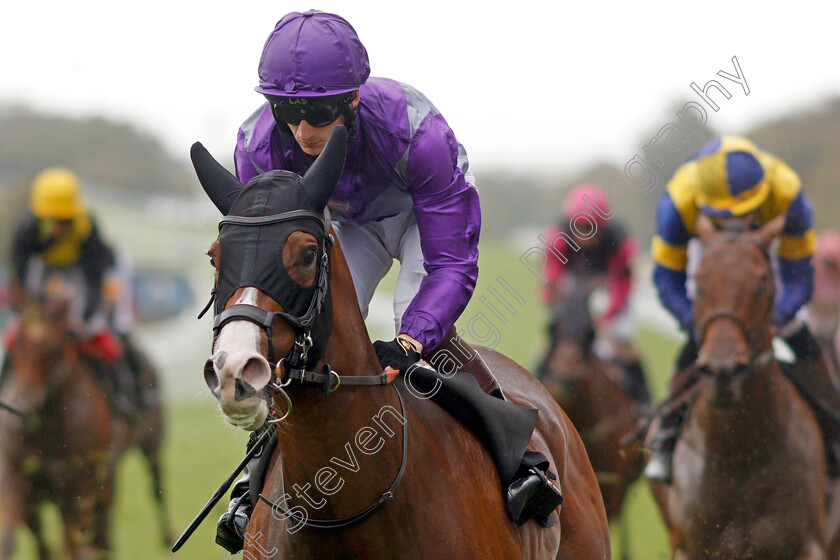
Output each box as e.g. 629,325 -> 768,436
0,400 -> 23,417
258,381 -> 410,530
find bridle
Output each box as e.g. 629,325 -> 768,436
694,237 -> 776,377
200,210 -> 331,369
201,207 -> 408,530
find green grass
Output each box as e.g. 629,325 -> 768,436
9,404 -> 248,560
7,240 -> 684,559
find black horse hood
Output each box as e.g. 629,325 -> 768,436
191,126 -> 347,367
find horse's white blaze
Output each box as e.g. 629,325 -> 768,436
212,288 -> 271,430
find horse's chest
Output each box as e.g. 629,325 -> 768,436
672,443 -> 819,557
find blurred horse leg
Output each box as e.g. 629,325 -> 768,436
0,465 -> 24,560
614,494 -> 633,560
133,349 -> 172,547
23,504 -> 49,560
139,412 -> 173,547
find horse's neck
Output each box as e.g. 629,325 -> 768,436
320,242 -> 381,376
276,243 -> 401,488
695,361 -> 790,457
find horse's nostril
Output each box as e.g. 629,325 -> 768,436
235,378 -> 257,401
203,359 -> 220,397
240,357 -> 271,393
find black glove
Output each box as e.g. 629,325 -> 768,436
373,337 -> 421,372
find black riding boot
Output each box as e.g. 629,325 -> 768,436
644,337 -> 699,484
505,450 -> 564,527
216,467 -> 255,554
782,324 -> 840,477
216,430 -> 266,553
617,358 -> 652,408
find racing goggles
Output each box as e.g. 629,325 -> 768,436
268,93 -> 354,128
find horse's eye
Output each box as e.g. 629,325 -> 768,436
300,247 -> 317,267
209,255 -> 217,268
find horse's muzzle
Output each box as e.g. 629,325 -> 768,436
696,360 -> 751,406
203,353 -> 272,430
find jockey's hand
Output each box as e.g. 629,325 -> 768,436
373,336 -> 421,373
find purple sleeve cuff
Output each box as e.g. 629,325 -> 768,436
401,272 -> 478,352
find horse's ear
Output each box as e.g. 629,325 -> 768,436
695,213 -> 717,242
190,142 -> 244,215
301,125 -> 347,210
750,214 -> 786,249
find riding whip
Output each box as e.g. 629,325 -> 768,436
0,400 -> 23,416
171,426 -> 276,552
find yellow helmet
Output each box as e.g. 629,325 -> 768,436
30,167 -> 85,220
692,136 -> 770,217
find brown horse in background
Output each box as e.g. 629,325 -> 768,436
0,272 -> 170,559
647,216 -> 840,560
191,127 -> 611,559
539,279 -> 643,558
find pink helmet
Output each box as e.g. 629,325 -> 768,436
562,184 -> 612,225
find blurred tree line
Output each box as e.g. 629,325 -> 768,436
0,105 -> 196,258
1,97 -> 838,259
475,96 -> 840,245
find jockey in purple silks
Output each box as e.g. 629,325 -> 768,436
215,10 -> 561,552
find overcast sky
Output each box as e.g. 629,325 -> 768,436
2,1 -> 837,176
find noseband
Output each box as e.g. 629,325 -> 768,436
694,238 -> 776,373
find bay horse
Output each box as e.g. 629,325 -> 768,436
538,279 -> 643,557
646,216 -> 840,560
192,126 -> 610,559
0,270 -> 170,559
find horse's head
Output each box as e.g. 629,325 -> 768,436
692,214 -> 784,406
6,273 -> 77,413
545,277 -> 596,398
192,127 -> 346,430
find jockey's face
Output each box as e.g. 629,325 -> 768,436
288,116 -> 346,156
41,218 -> 74,240
710,209 -> 759,232
573,220 -> 605,249
286,92 -> 360,157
